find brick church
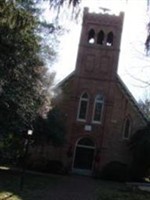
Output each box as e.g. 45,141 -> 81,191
54,8 -> 147,176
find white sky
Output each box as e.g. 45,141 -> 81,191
46,0 -> 150,101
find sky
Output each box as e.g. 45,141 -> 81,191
45,0 -> 150,101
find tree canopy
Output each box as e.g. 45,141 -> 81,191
0,0 -> 55,139
138,98 -> 150,120
33,107 -> 66,147
49,0 -> 80,8
0,0 -> 59,163
129,124 -> 150,180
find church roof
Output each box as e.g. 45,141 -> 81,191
116,75 -> 148,124
56,71 -> 148,124
56,71 -> 75,88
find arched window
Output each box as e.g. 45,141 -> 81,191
88,29 -> 95,44
123,118 -> 131,139
97,30 -> 105,45
77,92 -> 89,121
106,32 -> 113,46
92,94 -> 104,123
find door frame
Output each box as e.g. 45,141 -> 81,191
72,137 -> 96,175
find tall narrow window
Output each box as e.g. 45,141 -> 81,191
106,32 -> 113,46
77,92 -> 89,121
97,30 -> 105,45
123,118 -> 131,139
92,94 -> 104,123
88,29 -> 95,44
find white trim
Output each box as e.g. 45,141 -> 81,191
74,137 -> 95,148
77,92 -> 89,121
122,118 -> 131,140
92,94 -> 104,124
77,144 -> 95,149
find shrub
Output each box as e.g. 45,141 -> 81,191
97,188 -> 150,200
46,160 -> 65,174
26,158 -> 65,175
101,161 -> 128,182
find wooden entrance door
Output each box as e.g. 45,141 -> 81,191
73,138 -> 95,175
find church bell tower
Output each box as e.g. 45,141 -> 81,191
75,7 -> 124,80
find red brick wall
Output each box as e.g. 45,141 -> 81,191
55,9 -> 146,173
57,75 -> 146,171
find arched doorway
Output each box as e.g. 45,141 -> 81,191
72,137 -> 95,175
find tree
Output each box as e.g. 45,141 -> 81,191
49,0 -> 80,8
129,124 -> 150,181
138,98 -> 150,119
0,0 -> 56,162
49,0 -> 150,8
33,107 -> 66,147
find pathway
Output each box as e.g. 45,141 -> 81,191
44,175 -> 101,200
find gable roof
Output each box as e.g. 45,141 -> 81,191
56,71 -> 75,88
116,75 -> 148,124
56,71 -> 148,124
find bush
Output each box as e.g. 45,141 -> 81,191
46,160 -> 65,174
101,161 -> 128,182
128,164 -> 150,182
97,188 -> 150,200
26,157 -> 65,175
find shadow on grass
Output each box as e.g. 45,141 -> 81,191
96,183 -> 150,200
1,167 -> 150,200
0,168 -> 61,200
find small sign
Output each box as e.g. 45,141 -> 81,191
85,125 -> 92,131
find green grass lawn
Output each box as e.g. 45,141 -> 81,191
96,183 -> 150,200
0,168 -> 61,200
1,167 -> 150,200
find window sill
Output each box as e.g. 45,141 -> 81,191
92,121 -> 102,125
77,119 -> 86,123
